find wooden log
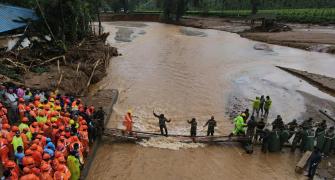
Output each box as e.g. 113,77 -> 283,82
295,151 -> 312,174
86,59 -> 101,88
57,60 -> 60,74
33,55 -> 65,67
319,110 -> 335,123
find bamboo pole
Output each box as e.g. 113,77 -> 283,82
86,59 -> 101,88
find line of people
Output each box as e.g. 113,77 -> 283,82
0,84 -> 106,180
123,110 -> 217,137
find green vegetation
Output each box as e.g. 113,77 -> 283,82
186,8 -> 335,23
133,0 -> 335,23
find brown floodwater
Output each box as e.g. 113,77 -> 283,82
87,22 -> 335,179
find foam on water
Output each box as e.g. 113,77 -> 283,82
138,137 -> 206,150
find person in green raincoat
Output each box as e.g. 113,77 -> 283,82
18,117 -> 29,132
36,113 -> 47,123
322,126 -> 335,155
316,128 -> 326,150
233,114 -> 247,135
302,129 -> 316,152
12,131 -> 24,153
252,97 -> 260,117
67,151 -> 80,180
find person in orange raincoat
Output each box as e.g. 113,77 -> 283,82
40,163 -> 53,180
34,96 -> 41,107
123,110 -> 134,134
0,103 -> 8,118
57,156 -> 71,179
0,134 -> 9,165
30,144 -> 42,167
18,98 -> 26,121
4,161 -> 19,180
20,167 -> 40,180
54,165 -> 69,180
30,122 -> 40,137
1,123 -> 11,139
22,149 -> 35,169
20,130 -> 29,150
79,125 -> 89,155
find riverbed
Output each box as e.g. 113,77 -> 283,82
88,21 -> 335,179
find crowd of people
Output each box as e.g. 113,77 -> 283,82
231,95 -> 333,179
0,84 -> 105,179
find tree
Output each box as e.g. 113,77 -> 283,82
251,0 -> 260,14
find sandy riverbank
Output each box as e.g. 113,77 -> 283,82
177,16 -> 335,54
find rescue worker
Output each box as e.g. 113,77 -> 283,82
204,116 -> 217,136
287,119 -> 298,139
301,118 -> 313,130
316,120 -> 327,134
187,118 -> 197,137
272,115 -> 284,131
20,167 -> 39,180
259,95 -> 265,116
243,109 -> 249,122
4,161 -> 19,180
307,148 -> 322,179
40,163 -> 54,180
123,110 -> 134,134
12,131 -> 24,153
322,126 -> 335,155
54,165 -> 69,180
232,114 -> 246,136
254,118 -> 266,142
93,107 -> 105,136
31,144 -> 42,167
264,96 -> 272,118
252,97 -> 260,117
153,111 -> 171,136
18,98 -> 26,121
246,116 -> 257,139
19,117 -> 29,132
67,151 -> 80,180
0,133 -> 9,164
291,126 -> 304,152
57,156 -> 71,179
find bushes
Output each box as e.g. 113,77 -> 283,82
185,8 -> 335,24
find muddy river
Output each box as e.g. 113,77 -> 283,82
88,22 -> 335,179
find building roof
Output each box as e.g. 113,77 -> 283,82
0,4 -> 38,34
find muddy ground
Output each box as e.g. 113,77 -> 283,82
177,16 -> 335,54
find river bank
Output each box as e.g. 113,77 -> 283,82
178,16 -> 335,54
101,13 -> 335,54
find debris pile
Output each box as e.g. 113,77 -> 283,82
0,33 -> 118,95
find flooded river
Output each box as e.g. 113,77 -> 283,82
88,22 -> 335,179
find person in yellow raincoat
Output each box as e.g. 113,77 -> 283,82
233,113 -> 247,135
12,131 -> 24,153
67,151 -> 80,180
18,117 -> 29,132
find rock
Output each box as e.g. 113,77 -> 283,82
254,43 -> 273,51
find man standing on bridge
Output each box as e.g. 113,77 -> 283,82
204,116 -> 217,136
187,118 -> 197,137
123,110 -> 134,135
153,110 -> 171,136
